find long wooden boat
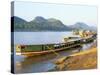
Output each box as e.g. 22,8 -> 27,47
16,34 -> 96,57
16,38 -> 82,57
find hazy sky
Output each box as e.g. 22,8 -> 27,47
13,1 -> 97,26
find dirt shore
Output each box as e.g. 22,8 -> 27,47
54,47 -> 97,71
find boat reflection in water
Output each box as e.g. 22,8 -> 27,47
15,46 -> 82,73
15,40 -> 96,73
14,31 -> 97,73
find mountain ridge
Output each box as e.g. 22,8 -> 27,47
11,16 -> 97,32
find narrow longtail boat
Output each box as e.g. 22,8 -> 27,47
16,34 -> 96,57
16,38 -> 82,57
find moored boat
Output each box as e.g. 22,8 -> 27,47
15,32 -> 96,57
16,38 -> 82,57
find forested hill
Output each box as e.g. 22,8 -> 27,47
11,16 -> 71,32
11,16 -> 97,32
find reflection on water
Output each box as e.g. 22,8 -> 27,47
15,49 -> 79,73
13,32 -> 96,73
15,48 -> 81,73
82,40 -> 97,50
15,41 -> 96,73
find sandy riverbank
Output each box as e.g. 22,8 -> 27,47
53,47 -> 97,71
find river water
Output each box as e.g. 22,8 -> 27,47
13,32 -> 95,73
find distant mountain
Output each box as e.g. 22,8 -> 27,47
11,16 -> 27,24
11,16 -> 97,32
12,16 -> 71,32
69,22 -> 97,31
11,16 -> 28,31
33,16 -> 47,23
